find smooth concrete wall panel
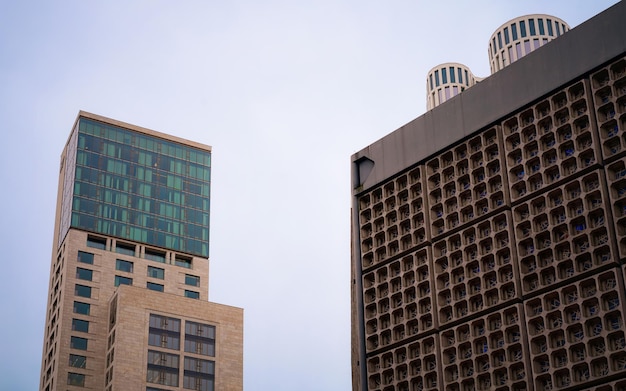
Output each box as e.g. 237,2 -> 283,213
352,0 -> 626,194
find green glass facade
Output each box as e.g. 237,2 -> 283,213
67,117 -> 211,257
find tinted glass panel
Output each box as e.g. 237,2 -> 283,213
72,318 -> 90,332
77,251 -> 94,264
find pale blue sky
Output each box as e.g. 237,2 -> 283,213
0,1 -> 620,390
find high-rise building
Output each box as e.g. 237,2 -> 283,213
426,15 -> 570,110
352,3 -> 626,391
39,111 -> 243,391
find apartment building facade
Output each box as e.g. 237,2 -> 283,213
40,111 -> 243,391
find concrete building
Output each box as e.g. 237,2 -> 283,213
39,111 -> 243,391
426,15 -> 570,110
352,3 -> 626,391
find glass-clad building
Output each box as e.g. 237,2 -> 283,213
59,114 -> 211,257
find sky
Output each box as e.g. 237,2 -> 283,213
0,1 -> 620,390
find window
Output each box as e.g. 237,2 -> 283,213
74,301 -> 91,315
147,351 -> 180,387
457,68 -> 463,85
508,46 -> 514,63
68,372 -> 86,387
183,357 -> 215,391
516,42 -> 522,60
547,19 -> 553,36
114,275 -> 133,287
185,290 -> 200,299
529,19 -> 536,36
77,251 -> 94,265
524,40 -> 531,54
72,318 -> 90,333
465,70 -> 469,86
538,18 -> 545,35
497,32 -> 502,49
149,314 -> 181,350
184,322 -> 215,356
75,284 -> 92,298
441,68 -> 447,84
520,20 -> 527,37
116,259 -> 133,273
87,236 -> 106,250
492,38 -> 496,55
504,27 -> 510,44
71,336 -> 88,350
449,67 -> 455,83
116,242 -> 135,256
148,266 -> 165,279
511,23 -> 518,40
76,268 -> 93,281
555,22 -> 561,36
429,74 -> 433,91
185,274 -> 200,287
69,354 -> 87,368
146,249 -> 166,263
175,256 -> 192,269
148,282 -> 164,292
435,70 -> 440,87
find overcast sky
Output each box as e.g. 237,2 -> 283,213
0,1 -> 620,390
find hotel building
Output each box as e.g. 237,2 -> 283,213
352,3 -> 626,391
39,111 -> 243,391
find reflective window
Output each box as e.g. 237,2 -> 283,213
72,318 -> 90,333
434,70 -> 440,87
520,20 -> 527,37
538,18 -> 545,35
529,19 -> 536,36
465,70 -> 469,86
547,19 -> 553,36
74,301 -> 90,315
511,23 -> 518,40
76,268 -> 93,281
457,68 -> 463,84
441,68 -> 447,84
116,242 -> 135,256
147,282 -> 164,292
449,67 -> 455,83
87,236 -> 106,250
185,290 -> 200,299
75,284 -> 92,298
185,321 -> 215,356
497,32 -> 502,49
77,251 -> 94,265
183,357 -> 214,391
69,354 -> 87,369
145,249 -> 166,263
71,336 -> 88,350
114,275 -> 133,287
68,372 -> 85,387
148,266 -> 165,279
492,38 -> 496,54
504,27 -> 510,44
116,259 -> 134,273
429,74 -> 433,91
185,274 -> 200,287
147,350 -> 179,387
516,43 -> 523,60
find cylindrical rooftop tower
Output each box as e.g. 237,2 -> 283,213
488,14 -> 570,74
426,62 -> 482,110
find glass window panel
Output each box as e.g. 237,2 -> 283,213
547,19 -> 553,36
68,372 -> 85,387
116,243 -> 135,256
497,32 -> 502,49
86,236 -> 106,250
520,20 -> 527,37
457,68 -> 463,85
116,259 -> 134,273
69,354 -> 87,369
148,266 -> 165,279
71,336 -> 88,350
449,67 -> 455,83
538,19 -> 545,35
74,301 -> 91,315
511,23 -> 518,40
114,275 -> 133,287
434,70 -> 440,87
504,27 -> 510,44
147,282 -> 164,292
75,284 -> 92,298
77,251 -> 94,264
72,318 -> 90,332
185,290 -> 200,299
76,268 -> 93,281
529,18 -> 536,35
185,274 -> 200,287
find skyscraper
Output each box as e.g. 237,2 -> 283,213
40,111 -> 243,391
352,3 -> 626,391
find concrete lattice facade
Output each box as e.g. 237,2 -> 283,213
353,3 -> 626,391
40,112 -> 243,391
